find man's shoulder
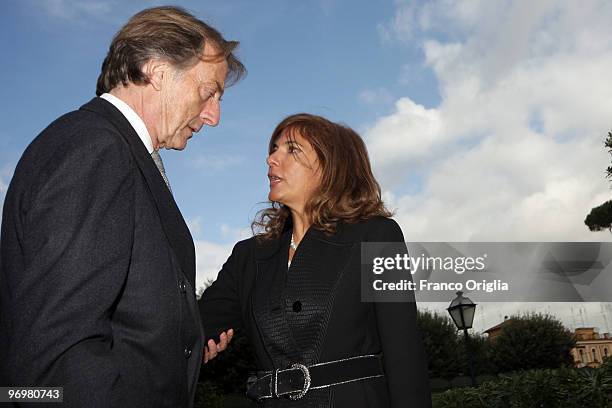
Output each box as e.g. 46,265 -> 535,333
25,104 -> 127,159
40,104 -> 121,144
12,103 -> 132,187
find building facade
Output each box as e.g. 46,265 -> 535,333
571,327 -> 612,368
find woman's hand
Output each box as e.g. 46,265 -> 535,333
203,328 -> 234,363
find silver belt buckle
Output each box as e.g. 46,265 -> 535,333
287,363 -> 311,400
271,368 -> 280,398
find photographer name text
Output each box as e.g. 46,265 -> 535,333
372,279 -> 509,293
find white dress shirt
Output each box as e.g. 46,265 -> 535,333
100,93 -> 154,154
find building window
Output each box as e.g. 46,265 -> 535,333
580,349 -> 585,364
605,348 -> 609,358
592,348 -> 598,363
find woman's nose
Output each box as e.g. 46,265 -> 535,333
267,151 -> 279,166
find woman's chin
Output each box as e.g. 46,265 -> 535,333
268,193 -> 287,206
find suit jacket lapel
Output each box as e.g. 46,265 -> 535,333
80,97 -> 196,286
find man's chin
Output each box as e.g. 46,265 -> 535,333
167,138 -> 189,151
170,144 -> 187,151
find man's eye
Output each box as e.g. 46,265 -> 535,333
201,90 -> 215,100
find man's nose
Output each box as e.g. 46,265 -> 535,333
200,101 -> 221,127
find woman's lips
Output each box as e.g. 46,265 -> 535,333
268,175 -> 282,186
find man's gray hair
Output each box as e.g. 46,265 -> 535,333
96,6 -> 245,95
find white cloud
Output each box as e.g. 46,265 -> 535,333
376,0 -> 419,43
370,0 -> 612,331
186,216 -> 203,237
194,240 -> 234,297
194,225 -> 252,297
369,0 -> 612,242
366,97 -> 443,186
220,223 -> 252,242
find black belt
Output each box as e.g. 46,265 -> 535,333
246,354 -> 385,401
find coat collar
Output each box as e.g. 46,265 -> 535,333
79,97 -> 196,285
253,221 -> 357,261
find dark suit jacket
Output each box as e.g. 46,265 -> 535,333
199,216 -> 431,407
0,98 -> 203,407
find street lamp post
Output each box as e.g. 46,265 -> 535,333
447,291 -> 478,387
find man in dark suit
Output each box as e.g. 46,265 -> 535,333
0,6 -> 244,407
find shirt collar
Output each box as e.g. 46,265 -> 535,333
100,93 -> 154,154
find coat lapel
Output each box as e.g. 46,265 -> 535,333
79,97 -> 196,286
251,232 -> 303,368
251,227 -> 354,368
285,228 -> 354,364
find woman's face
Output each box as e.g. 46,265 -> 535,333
267,130 -> 321,213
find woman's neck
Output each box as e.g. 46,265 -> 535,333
290,210 -> 310,244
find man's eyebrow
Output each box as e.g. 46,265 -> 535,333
215,80 -> 225,97
202,80 -> 225,97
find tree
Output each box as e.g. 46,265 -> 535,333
198,278 -> 258,397
199,330 -> 257,395
585,200 -> 612,232
455,331 -> 495,376
488,313 -> 576,373
585,132 -> 612,231
417,310 -> 465,378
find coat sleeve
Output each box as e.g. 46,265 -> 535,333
198,241 -> 246,343
369,219 -> 432,408
7,130 -> 135,407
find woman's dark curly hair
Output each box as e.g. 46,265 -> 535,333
252,113 -> 392,240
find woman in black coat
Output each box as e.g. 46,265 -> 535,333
199,113 -> 431,407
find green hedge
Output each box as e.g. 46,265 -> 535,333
433,359 -> 612,408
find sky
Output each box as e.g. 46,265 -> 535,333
2,0 -> 612,333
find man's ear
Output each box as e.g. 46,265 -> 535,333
142,59 -> 168,91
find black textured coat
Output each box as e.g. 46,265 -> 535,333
0,98 -> 203,407
199,217 -> 431,407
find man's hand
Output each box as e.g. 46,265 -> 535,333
203,328 -> 234,363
